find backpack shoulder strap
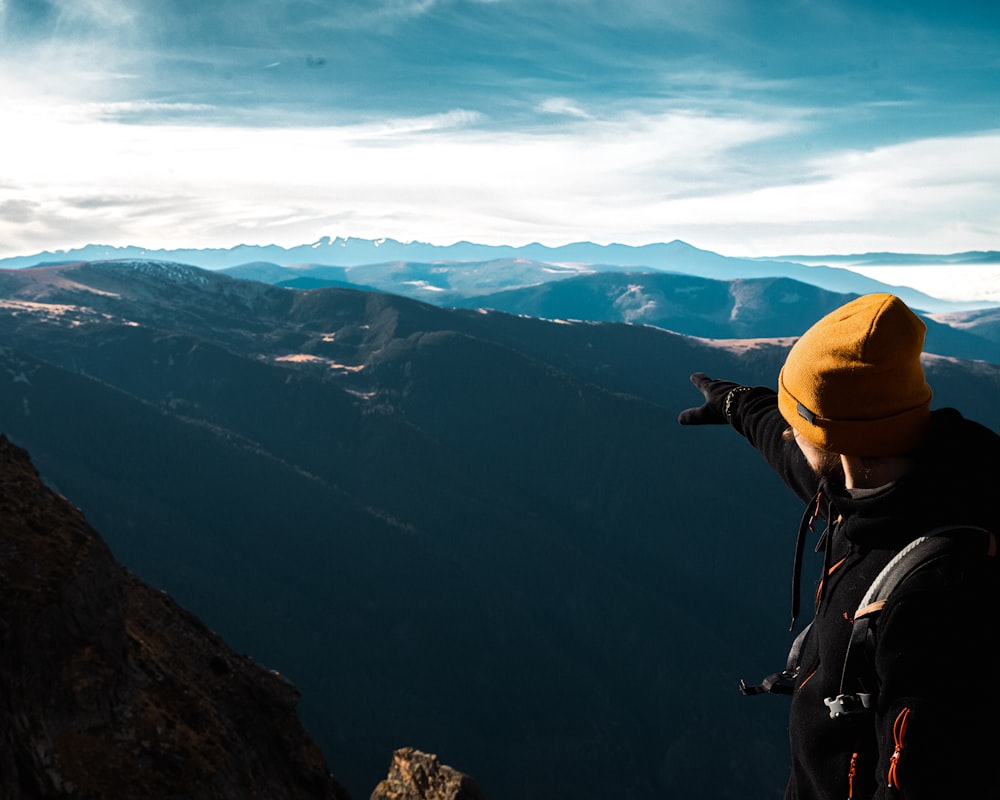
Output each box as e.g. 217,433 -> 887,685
824,525 -> 995,719
739,621 -> 812,696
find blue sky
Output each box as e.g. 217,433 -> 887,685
1,0 -> 999,259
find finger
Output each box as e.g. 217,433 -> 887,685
677,406 -> 706,425
689,372 -> 713,397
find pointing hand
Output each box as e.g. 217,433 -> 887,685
677,372 -> 744,426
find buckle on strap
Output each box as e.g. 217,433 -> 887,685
741,622 -> 813,697
739,669 -> 797,696
824,693 -> 872,719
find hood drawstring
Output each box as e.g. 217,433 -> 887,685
815,500 -> 838,612
790,490 -> 827,632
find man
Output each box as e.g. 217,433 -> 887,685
678,293 -> 1000,799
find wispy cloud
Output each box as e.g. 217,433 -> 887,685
84,101 -> 220,122
256,0 -> 446,31
0,95 -> 779,253
646,131 -> 1000,255
48,0 -> 140,31
7,88 -> 996,257
354,109 -> 487,138
537,98 -> 592,119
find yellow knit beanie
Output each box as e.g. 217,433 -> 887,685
777,293 -> 932,457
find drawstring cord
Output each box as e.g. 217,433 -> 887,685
847,751 -> 859,799
815,498 -> 836,611
887,707 -> 911,790
790,490 -> 825,631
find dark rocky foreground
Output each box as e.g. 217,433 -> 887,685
0,435 -> 477,799
370,749 -> 485,800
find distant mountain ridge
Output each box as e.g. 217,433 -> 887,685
2,236 -> 995,313
9,257 -> 993,361
6,236 -> 999,272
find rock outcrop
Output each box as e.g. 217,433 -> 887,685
370,749 -> 485,800
0,435 -> 349,799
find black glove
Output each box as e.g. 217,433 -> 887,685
677,372 -> 744,425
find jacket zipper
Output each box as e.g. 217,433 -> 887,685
887,707 -> 912,794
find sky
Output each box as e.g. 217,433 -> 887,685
2,0 -> 999,261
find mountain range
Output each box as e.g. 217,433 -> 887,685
4,236 -> 999,313
1,258 -> 998,798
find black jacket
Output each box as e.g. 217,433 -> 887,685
728,388 -> 1000,800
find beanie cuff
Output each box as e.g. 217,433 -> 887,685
778,385 -> 930,457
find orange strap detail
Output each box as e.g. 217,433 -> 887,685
887,707 -> 912,791
855,599 -> 887,620
815,556 -> 847,608
798,667 -> 818,690
847,751 -> 859,799
815,556 -> 849,606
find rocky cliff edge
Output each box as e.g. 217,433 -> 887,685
0,435 -> 350,799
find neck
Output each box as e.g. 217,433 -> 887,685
840,454 -> 913,490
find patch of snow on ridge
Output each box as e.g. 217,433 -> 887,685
402,280 -> 446,292
90,260 -> 211,285
544,262 -> 596,274
274,354 -> 365,372
613,284 -> 658,323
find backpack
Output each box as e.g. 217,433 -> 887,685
740,525 -> 996,718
